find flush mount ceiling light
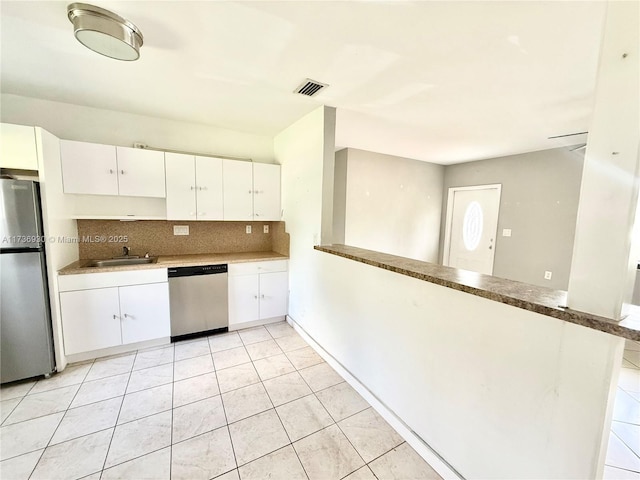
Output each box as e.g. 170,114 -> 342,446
67,3 -> 143,61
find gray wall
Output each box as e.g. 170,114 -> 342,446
441,147 -> 584,290
338,148 -> 444,263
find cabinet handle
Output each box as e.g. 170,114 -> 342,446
109,169 -> 114,174
189,212 -> 195,216
254,295 -> 258,299
112,314 -> 119,320
123,313 -> 129,318
248,190 -> 252,194
261,294 -> 265,299
201,186 -> 207,191
120,170 -> 125,174
190,186 -> 195,190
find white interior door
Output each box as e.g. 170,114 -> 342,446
444,185 -> 501,275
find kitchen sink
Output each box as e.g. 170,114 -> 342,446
86,257 -> 157,267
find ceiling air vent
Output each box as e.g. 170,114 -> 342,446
294,79 -> 328,97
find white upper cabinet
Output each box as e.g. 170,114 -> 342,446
253,163 -> 281,220
195,156 -> 223,220
165,152 -> 197,220
60,140 -> 118,195
60,141 -> 165,197
0,123 -> 38,170
165,154 -> 223,220
223,159 -> 253,221
116,147 -> 166,198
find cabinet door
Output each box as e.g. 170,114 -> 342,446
165,152 -> 197,220
60,140 -> 118,195
228,274 -> 260,326
253,163 -> 281,221
195,156 -> 224,220
259,271 -> 288,319
116,147 -> 166,197
119,283 -> 170,344
0,123 -> 38,170
60,287 -> 121,355
223,159 -> 253,221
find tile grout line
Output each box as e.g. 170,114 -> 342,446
0,331 -> 330,463
23,358 -> 99,478
98,349 -> 137,476
0,375 -> 92,464
208,335 -> 240,476
4,323 -> 407,479
261,383 -> 311,479
169,341 -> 176,480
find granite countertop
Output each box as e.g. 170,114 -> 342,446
315,244 -> 640,342
59,251 -> 289,275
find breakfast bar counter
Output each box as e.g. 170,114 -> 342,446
315,244 -> 640,341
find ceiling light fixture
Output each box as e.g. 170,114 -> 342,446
67,3 -> 143,61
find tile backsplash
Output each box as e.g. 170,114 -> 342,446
77,220 -> 289,259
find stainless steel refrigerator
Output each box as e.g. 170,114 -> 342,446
0,178 -> 55,383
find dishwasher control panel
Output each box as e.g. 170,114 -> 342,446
168,264 -> 228,278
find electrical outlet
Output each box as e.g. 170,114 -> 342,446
544,271 -> 553,280
263,225 -> 269,234
502,228 -> 512,237
173,225 -> 189,236
246,225 -> 252,234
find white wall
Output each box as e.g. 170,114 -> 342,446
341,148 -> 443,263
277,106 -> 622,479
36,128 -> 79,371
0,94 -> 274,163
567,0 -> 640,319
298,252 -> 622,479
275,105 -> 335,324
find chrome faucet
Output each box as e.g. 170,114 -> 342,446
122,246 -> 130,257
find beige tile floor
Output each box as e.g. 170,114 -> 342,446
605,340 -> 640,479
0,322 -> 442,480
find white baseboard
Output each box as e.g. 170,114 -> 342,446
286,315 -> 463,480
228,315 -> 286,332
65,337 -> 170,365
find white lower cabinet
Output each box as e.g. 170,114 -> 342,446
59,287 -> 122,355
119,283 -> 171,344
59,269 -> 170,355
228,260 -> 288,329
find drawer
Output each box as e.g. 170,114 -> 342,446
228,260 -> 288,276
58,268 -> 168,292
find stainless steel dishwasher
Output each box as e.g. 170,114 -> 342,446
168,264 -> 228,340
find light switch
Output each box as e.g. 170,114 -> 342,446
544,271 -> 553,280
502,228 -> 512,237
173,225 -> 189,236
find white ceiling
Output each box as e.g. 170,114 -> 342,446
1,1 -> 606,164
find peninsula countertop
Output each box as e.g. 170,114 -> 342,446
59,251 -> 289,275
315,244 -> 640,341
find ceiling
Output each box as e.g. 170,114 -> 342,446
0,1 -> 606,164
